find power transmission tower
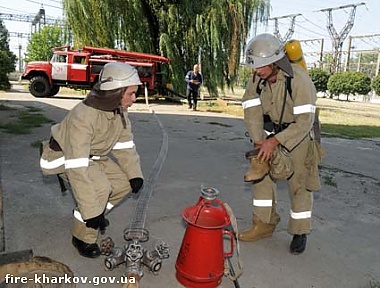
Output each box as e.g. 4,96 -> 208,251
270,14 -> 301,43
319,2 -> 365,73
0,12 -> 65,26
1,8 -> 67,70
300,38 -> 325,69
344,33 -> 380,77
31,7 -> 46,33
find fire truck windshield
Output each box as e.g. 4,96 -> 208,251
51,54 -> 67,63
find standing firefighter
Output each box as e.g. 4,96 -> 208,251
40,62 -> 144,258
240,33 -> 322,254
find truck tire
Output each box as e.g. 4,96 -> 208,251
29,76 -> 51,97
49,85 -> 60,96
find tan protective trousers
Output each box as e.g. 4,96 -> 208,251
251,137 -> 315,235
72,158 -> 132,243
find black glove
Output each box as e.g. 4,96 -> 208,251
84,213 -> 109,231
129,177 -> 144,194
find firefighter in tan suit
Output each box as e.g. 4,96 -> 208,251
240,33 -> 320,254
41,62 -> 144,258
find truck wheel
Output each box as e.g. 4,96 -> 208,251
29,76 -> 51,97
49,85 -> 60,96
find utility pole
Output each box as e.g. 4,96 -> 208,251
270,14 -> 301,43
318,2 -> 365,73
345,35 -> 353,72
18,45 -> 23,72
7,33 -> 30,72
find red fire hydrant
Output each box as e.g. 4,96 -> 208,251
175,187 -> 234,288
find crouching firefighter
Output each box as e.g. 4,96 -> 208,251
240,33 -> 323,255
40,62 -> 144,258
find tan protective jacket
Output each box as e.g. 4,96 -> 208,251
242,64 -> 317,151
50,102 -> 142,219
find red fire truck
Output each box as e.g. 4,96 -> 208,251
21,45 -> 170,97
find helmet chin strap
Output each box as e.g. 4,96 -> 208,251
117,105 -> 127,129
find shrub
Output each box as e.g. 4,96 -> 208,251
327,72 -> 371,100
371,74 -> 380,96
309,69 -> 329,94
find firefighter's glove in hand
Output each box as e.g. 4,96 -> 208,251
84,213 -> 109,231
129,177 -> 144,194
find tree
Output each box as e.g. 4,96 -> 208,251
25,25 -> 63,62
62,0 -> 270,96
0,20 -> 17,90
309,69 -> 329,95
237,65 -> 253,88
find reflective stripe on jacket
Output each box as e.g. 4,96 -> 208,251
50,102 -> 142,219
242,64 -> 317,151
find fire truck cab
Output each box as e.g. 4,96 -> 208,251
22,45 -> 170,98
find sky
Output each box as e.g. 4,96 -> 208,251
1,0 -> 380,70
0,0 -> 63,67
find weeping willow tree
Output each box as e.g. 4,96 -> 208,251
62,0 -> 269,96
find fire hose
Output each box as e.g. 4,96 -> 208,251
223,203 -> 243,288
100,83 -> 169,285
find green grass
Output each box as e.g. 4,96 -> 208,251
0,106 -> 53,134
322,175 -> 338,187
197,97 -> 380,140
318,98 -> 380,138
321,124 -> 380,139
0,104 -> 16,111
31,140 -> 43,149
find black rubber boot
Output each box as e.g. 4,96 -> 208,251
290,234 -> 307,255
72,236 -> 101,258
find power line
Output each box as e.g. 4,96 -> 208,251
0,6 -> 33,15
296,23 -> 327,38
25,0 -> 62,10
299,15 -> 327,34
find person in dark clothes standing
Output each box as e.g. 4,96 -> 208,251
185,64 -> 203,111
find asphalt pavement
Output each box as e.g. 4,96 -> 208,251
0,86 -> 379,288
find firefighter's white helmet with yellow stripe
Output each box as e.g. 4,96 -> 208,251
245,33 -> 285,69
99,62 -> 142,91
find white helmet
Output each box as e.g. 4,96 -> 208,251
99,62 -> 142,91
245,33 -> 285,69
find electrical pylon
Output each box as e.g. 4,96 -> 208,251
319,2 -> 365,73
270,13 -> 301,43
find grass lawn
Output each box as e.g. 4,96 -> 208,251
197,93 -> 380,139
317,97 -> 380,139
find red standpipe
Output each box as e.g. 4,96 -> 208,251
175,188 -> 234,288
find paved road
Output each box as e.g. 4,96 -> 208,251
1,85 -> 379,288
